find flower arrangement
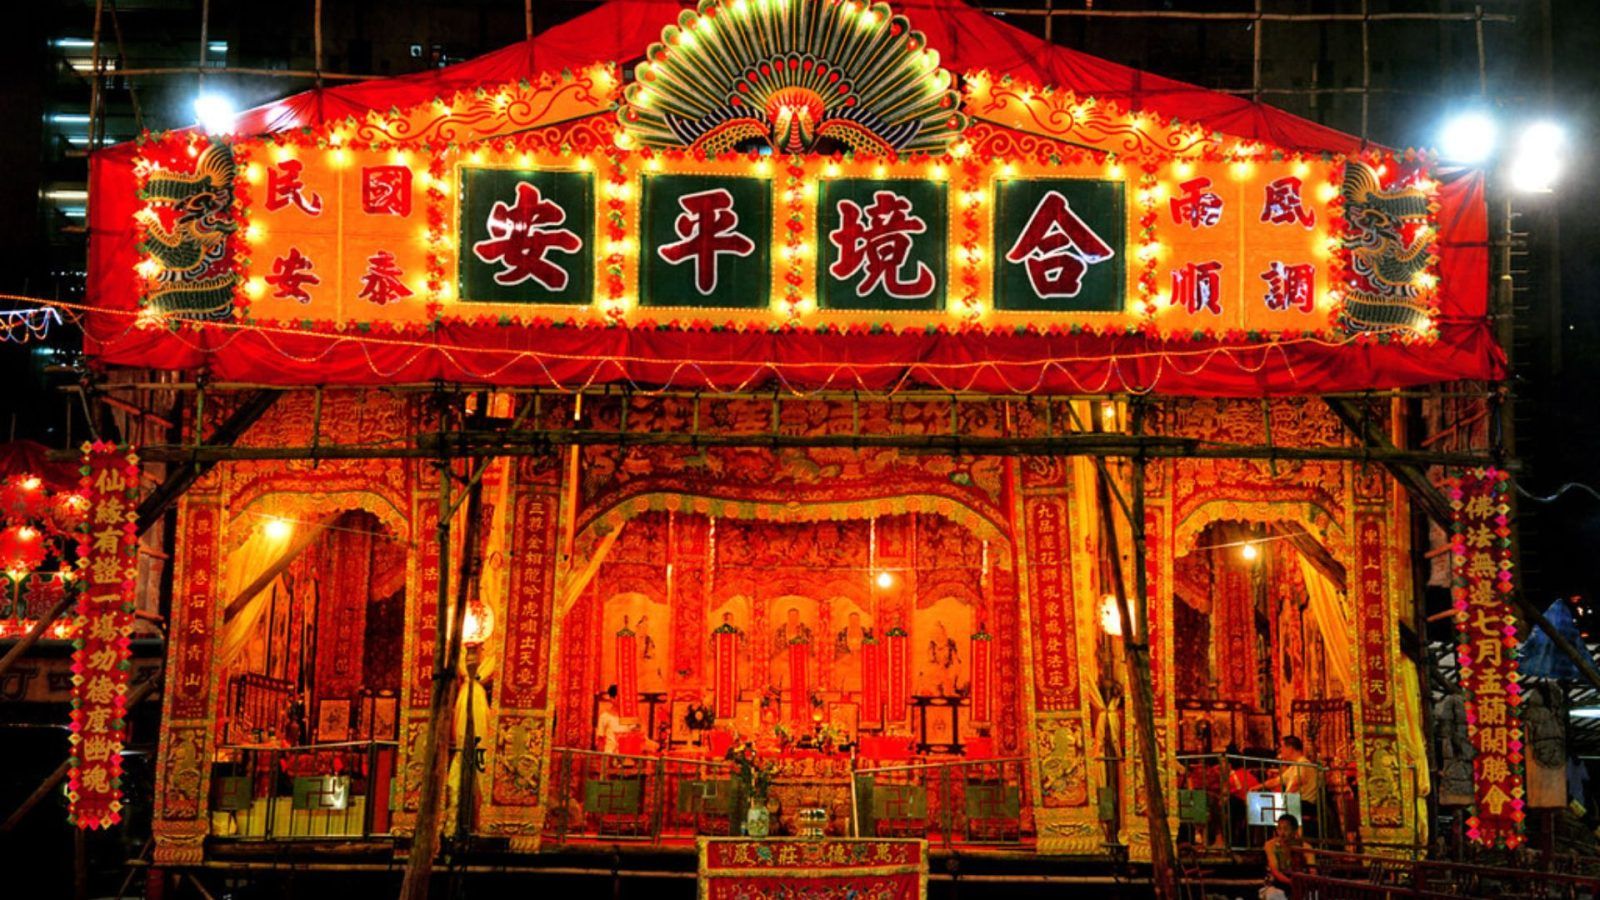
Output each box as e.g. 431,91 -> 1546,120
725,739 -> 777,802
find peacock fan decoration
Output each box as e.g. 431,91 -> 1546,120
619,0 -> 967,156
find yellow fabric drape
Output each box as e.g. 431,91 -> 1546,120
217,527 -> 298,666
1397,656 -> 1431,842
445,673 -> 491,825
1297,555 -> 1352,692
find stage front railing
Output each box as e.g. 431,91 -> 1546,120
544,747 -> 737,845
1290,849 -> 1600,899
852,757 -> 1027,848
208,740 -> 398,841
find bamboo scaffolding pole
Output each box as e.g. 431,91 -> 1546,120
76,431 -> 1500,468
1092,402 -> 1176,899
0,592 -> 77,681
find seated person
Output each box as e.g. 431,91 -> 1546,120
1262,813 -> 1313,900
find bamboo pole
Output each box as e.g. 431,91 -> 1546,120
89,432 -> 1501,468
399,398 -> 493,900
0,591 -> 77,681
397,454 -> 453,900
1092,404 -> 1178,900
0,675 -> 161,833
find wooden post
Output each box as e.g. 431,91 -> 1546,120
0,590 -> 75,680
399,440 -> 487,900
397,457 -> 453,900
1093,402 -> 1177,900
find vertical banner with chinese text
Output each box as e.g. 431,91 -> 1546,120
1450,467 -> 1524,848
971,629 -> 993,726
860,634 -> 883,729
788,639 -> 810,725
713,624 -> 739,720
616,626 -> 639,718
71,443 -> 139,829
886,627 -> 909,725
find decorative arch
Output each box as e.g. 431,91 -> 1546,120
565,489 -> 1012,619
224,488 -> 410,554
1173,498 -> 1345,562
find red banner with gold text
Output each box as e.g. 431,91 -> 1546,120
1449,467 -> 1524,848
70,443 -> 139,829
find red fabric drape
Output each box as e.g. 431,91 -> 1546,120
83,0 -> 1498,394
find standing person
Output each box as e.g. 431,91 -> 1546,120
596,684 -> 626,754
1262,813 -> 1312,900
1266,736 -> 1324,839
1224,743 -> 1259,845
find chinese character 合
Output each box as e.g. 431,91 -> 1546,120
1172,261 -> 1223,315
827,190 -> 936,299
361,165 -> 413,216
656,188 -> 755,294
1004,190 -> 1116,298
265,247 -> 320,303
1169,177 -> 1223,228
357,251 -> 414,306
472,182 -> 584,290
1261,261 -> 1316,312
265,159 -> 324,216
1260,176 -> 1315,228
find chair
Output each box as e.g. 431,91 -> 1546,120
616,731 -> 646,756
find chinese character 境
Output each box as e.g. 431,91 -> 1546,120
827,190 -> 936,298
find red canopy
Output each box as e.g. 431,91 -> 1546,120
82,0 -> 1499,394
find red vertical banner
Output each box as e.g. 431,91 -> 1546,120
500,491 -> 558,708
970,628 -> 993,726
71,443 -> 139,829
788,639 -> 810,724
616,627 -> 639,718
886,627 -> 909,725
1025,496 -> 1079,711
410,497 -> 440,709
1354,513 -> 1396,727
1449,467 -> 1525,848
713,624 -> 739,719
860,635 -> 883,729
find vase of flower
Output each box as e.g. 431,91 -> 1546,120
744,802 -> 771,838
726,739 -> 777,838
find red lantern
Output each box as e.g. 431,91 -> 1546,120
0,525 -> 48,577
0,475 -> 47,523
49,491 -> 91,534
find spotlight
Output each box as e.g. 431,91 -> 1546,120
875,571 -> 893,589
194,92 -> 237,135
1508,120 -> 1566,193
263,517 -> 293,541
1240,542 -> 1260,562
1438,110 -> 1497,165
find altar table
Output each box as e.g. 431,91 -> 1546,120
698,837 -> 927,900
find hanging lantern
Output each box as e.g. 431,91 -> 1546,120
0,475 -> 48,522
0,525 -> 47,578
48,491 -> 91,534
